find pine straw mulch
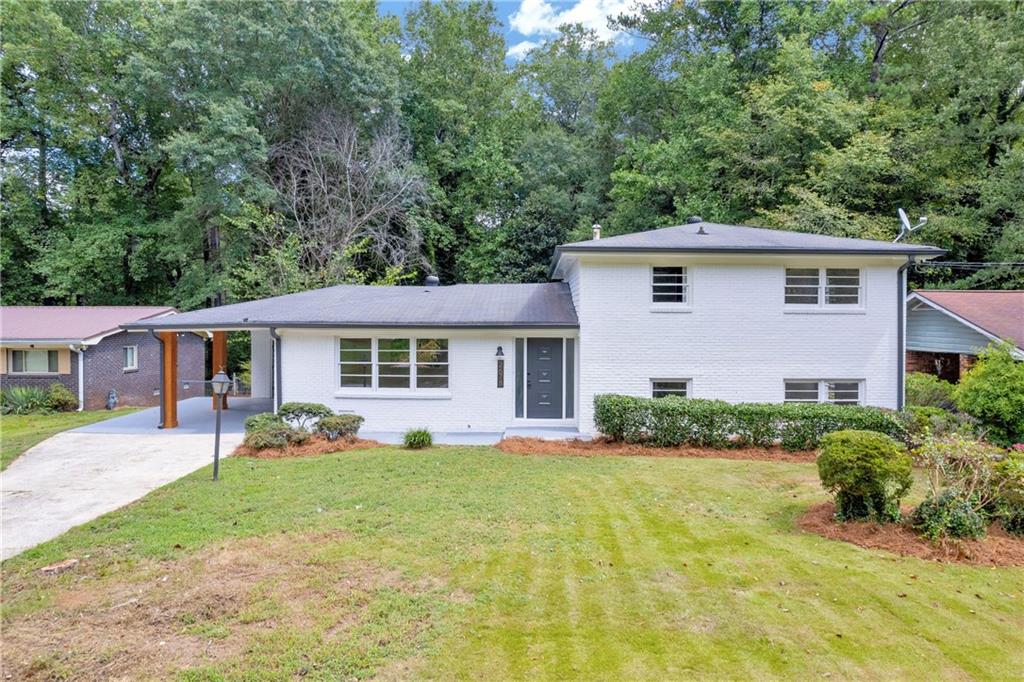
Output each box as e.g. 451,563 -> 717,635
233,435 -> 383,459
797,502 -> 1024,567
496,437 -> 817,463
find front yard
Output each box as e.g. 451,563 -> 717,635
2,447 -> 1021,679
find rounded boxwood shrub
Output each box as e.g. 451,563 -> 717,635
403,428 -> 432,449
245,412 -> 284,432
317,414 -> 364,441
243,425 -> 290,450
817,430 -> 912,522
277,402 -> 334,431
46,382 -> 78,412
911,490 -> 987,540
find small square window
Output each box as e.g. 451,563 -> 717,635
652,266 -> 688,304
652,379 -> 689,398
123,346 -> 138,371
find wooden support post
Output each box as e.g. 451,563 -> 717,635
160,331 -> 179,428
212,330 -> 229,410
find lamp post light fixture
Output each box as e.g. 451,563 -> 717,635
210,369 -> 232,481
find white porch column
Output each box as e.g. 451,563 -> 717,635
249,329 -> 273,399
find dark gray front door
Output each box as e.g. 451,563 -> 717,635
526,338 -> 563,419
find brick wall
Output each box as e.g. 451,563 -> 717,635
906,350 -> 960,382
82,331 -> 205,409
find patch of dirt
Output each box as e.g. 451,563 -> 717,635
797,502 -> 1024,567
497,437 -> 816,463
234,435 -> 382,459
0,531 -> 450,680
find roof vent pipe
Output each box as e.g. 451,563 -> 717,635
592,223 -> 601,240
424,275 -> 440,287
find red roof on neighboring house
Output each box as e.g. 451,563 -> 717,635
0,306 -> 177,343
913,290 -> 1024,348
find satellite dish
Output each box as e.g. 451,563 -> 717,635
894,208 -> 927,243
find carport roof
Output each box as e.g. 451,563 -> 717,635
122,283 -> 579,330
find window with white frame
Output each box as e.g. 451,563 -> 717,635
338,337 -> 449,390
785,268 -> 861,306
784,380 -> 862,405
123,345 -> 138,371
652,266 -> 688,303
652,379 -> 689,398
10,349 -> 58,374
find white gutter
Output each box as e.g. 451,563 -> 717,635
70,345 -> 85,411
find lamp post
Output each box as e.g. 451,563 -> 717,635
210,369 -> 231,481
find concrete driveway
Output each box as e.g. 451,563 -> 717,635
1,397 -> 270,561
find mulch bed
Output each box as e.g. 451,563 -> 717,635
797,502 -> 1024,567
234,436 -> 382,459
496,437 -> 817,462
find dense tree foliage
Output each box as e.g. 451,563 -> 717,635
3,0 -> 1022,308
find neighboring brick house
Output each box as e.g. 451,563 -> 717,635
0,307 -> 205,410
906,290 -> 1023,382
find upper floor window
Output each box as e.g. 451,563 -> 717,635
10,349 -> 58,374
784,379 -> 862,405
123,345 -> 138,371
785,268 -> 860,306
652,266 -> 688,304
339,337 -> 449,390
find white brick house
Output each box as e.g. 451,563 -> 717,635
126,220 -> 944,439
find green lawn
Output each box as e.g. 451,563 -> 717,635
0,409 -> 141,470
2,447 -> 1021,680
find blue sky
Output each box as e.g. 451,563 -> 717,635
378,0 -> 640,60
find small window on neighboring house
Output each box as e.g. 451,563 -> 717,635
10,349 -> 58,374
652,379 -> 689,398
785,268 -> 861,307
785,380 -> 862,405
652,266 -> 688,303
123,345 -> 138,371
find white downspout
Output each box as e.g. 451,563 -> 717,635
70,345 -> 85,411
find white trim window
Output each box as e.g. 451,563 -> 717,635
652,266 -> 688,304
784,380 -> 862,405
338,337 -> 449,390
652,379 -> 690,398
123,345 -> 139,371
785,268 -> 861,306
10,349 -> 58,374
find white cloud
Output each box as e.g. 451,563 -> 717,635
506,40 -> 541,61
509,0 -> 633,41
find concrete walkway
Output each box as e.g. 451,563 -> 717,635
1,397 -> 270,561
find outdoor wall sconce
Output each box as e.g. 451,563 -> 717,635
495,346 -> 505,388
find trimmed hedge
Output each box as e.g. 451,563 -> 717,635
317,414 -> 364,441
593,394 -> 906,451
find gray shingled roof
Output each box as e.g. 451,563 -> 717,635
123,283 -> 578,330
555,222 -> 946,260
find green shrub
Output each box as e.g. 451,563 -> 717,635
403,428 -> 432,449
911,491 -> 987,540
245,412 -> 284,432
45,382 -> 78,412
0,386 -> 49,414
900,406 -> 975,447
905,372 -> 955,408
277,402 -> 334,431
592,395 -> 906,451
990,451 -> 1024,535
953,342 -> 1024,447
317,414 -> 364,441
816,430 -> 912,522
243,425 -> 290,449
